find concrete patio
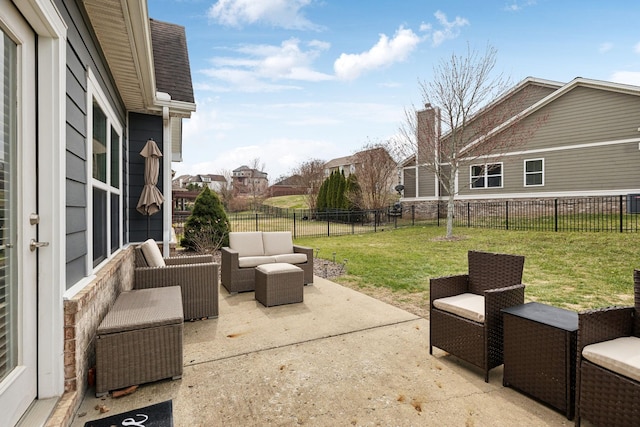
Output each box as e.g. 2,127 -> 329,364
70,276 -> 573,426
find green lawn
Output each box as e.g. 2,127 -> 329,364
295,226 -> 639,311
262,195 -> 308,209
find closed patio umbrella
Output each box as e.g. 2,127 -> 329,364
136,138 -> 164,238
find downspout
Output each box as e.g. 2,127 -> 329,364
162,105 -> 171,257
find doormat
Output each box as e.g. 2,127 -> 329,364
84,400 -> 173,427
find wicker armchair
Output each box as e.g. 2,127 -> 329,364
429,250 -> 525,382
134,240 -> 219,320
575,270 -> 640,427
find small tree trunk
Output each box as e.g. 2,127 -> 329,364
446,166 -> 456,238
446,191 -> 455,238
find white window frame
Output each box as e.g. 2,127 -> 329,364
470,162 -> 503,189
86,69 -> 123,271
524,158 -> 544,187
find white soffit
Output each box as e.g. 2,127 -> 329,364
82,0 -> 155,112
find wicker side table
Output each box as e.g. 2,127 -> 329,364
255,263 -> 304,307
502,302 -> 578,420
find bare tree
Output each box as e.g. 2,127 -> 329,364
351,143 -> 397,210
396,43 -> 547,238
290,158 -> 326,212
248,157 -> 267,211
217,168 -> 235,209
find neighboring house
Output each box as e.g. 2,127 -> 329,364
400,77 -> 640,208
324,154 -> 357,177
0,1 -> 195,425
325,147 -> 398,194
174,173 -> 228,192
268,175 -> 307,197
232,165 -> 269,194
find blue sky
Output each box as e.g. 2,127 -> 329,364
148,0 -> 640,182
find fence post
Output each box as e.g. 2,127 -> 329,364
327,214 -> 330,237
374,210 -> 378,232
506,200 -> 509,230
467,202 -> 471,228
412,204 -> 415,226
620,195 -> 624,233
255,213 -> 259,231
554,199 -> 558,232
437,202 -> 440,227
293,212 -> 297,239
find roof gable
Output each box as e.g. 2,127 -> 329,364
150,19 -> 194,104
463,77 -> 640,152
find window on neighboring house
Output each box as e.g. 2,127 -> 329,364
91,97 -> 122,267
470,163 -> 503,189
524,159 -> 544,186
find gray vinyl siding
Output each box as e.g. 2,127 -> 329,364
417,165 -> 435,197
457,85 -> 640,197
458,142 -> 640,195
518,86 -> 640,151
57,0 -> 126,288
128,113 -> 164,243
403,168 -> 416,198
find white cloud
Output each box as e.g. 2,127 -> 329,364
431,11 -> 469,47
419,22 -> 432,32
200,38 -> 333,92
334,26 -> 421,80
598,42 -> 613,53
208,0 -> 323,31
504,1 -> 537,12
175,100 -> 405,180
610,71 -> 640,86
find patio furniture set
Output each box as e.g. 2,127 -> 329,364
95,232 -> 313,396
430,250 -> 640,427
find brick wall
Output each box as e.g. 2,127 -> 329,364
48,246 -> 135,426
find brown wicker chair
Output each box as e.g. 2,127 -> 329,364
575,270 -> 640,427
429,250 -> 525,382
134,243 -> 219,320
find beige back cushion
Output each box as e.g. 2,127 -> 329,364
139,239 -> 166,267
582,336 -> 640,383
263,232 -> 294,256
229,232 -> 265,257
433,293 -> 485,323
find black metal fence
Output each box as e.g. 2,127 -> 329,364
173,195 -> 640,241
439,195 -> 640,232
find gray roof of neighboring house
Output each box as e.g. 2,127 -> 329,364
324,155 -> 354,169
150,19 -> 194,104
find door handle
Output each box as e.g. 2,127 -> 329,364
29,239 -> 49,252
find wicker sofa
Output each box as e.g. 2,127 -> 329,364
221,231 -> 313,294
429,250 -> 525,382
575,270 -> 640,427
134,239 -> 219,320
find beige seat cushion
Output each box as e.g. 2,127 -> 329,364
238,256 -> 276,268
263,232 -> 294,256
274,253 -> 307,264
433,293 -> 485,323
582,336 -> 640,383
256,262 -> 302,274
229,232 -> 264,257
139,239 -> 166,267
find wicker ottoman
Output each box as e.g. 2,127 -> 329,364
95,286 -> 184,396
255,263 -> 304,307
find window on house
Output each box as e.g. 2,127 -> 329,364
524,159 -> 544,186
470,163 -> 503,189
91,99 -> 122,266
